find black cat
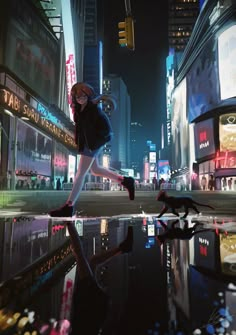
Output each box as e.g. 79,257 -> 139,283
156,190 -> 214,218
156,219 -> 211,244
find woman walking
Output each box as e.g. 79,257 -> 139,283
49,82 -> 134,217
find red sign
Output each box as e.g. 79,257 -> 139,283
199,130 -> 207,142
66,54 -> 76,104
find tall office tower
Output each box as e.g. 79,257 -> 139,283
130,122 -> 145,177
103,75 -> 131,171
83,0 -> 100,94
168,0 -> 200,51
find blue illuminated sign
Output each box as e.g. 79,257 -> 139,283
37,103 -> 60,126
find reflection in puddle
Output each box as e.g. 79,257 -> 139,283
0,215 -> 235,334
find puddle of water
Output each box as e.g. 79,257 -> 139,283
0,214 -> 235,334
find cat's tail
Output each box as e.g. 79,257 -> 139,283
193,201 -> 215,210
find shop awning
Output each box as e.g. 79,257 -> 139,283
214,168 -> 236,177
171,167 -> 189,178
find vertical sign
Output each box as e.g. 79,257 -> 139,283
61,1 -> 78,120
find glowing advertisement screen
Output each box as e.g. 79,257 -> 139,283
157,160 -> 170,181
219,113 -> 236,152
171,239 -> 190,318
193,231 -> 216,271
5,1 -> 59,103
172,78 -> 188,169
149,152 -> 156,163
53,142 -> 68,181
60,266 -> 76,320
218,25 -> 236,100
147,224 -> 155,237
219,233 -> 236,276
194,118 -> 216,160
68,155 -> 76,181
61,1 -> 77,120
187,36 -> 219,122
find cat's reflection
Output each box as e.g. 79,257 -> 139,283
156,219 -> 212,244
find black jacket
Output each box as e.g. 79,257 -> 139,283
74,101 -> 113,152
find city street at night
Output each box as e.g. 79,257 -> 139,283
1,0 -> 236,334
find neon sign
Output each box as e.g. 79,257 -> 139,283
199,245 -> 208,256
54,157 -> 67,167
37,103 -> 60,126
215,150 -> 236,169
199,130 -> 207,142
0,87 -> 77,150
0,240 -> 74,309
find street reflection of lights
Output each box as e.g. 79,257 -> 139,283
13,276 -> 22,280
4,109 -> 14,116
228,283 -> 236,291
193,330 -> 202,335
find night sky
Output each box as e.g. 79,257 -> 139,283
103,0 -> 169,148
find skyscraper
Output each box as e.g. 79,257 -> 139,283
103,75 -> 131,171
168,0 -> 200,51
83,0 -> 100,94
130,122 -> 144,177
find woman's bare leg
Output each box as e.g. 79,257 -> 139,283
90,156 -> 135,200
66,222 -> 93,280
67,222 -> 133,279
89,226 -> 133,273
90,157 -> 123,182
89,247 -> 121,274
67,155 -> 95,205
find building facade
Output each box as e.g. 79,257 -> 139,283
168,0 -> 200,51
0,0 -> 77,190
103,75 -> 131,171
130,121 -> 144,177
168,0 -> 236,191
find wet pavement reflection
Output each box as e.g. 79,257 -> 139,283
0,214 -> 236,334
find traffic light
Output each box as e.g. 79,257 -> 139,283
118,16 -> 135,51
118,21 -> 127,47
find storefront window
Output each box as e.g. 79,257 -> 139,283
53,143 -> 69,189
12,119 -> 52,190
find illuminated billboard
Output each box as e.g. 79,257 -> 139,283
187,36 -> 219,122
61,1 -> 78,120
149,152 -> 156,163
5,1 -> 59,103
68,154 -> 76,181
171,239 -> 190,318
157,160 -> 170,181
219,113 -> 236,152
194,118 -> 216,160
172,78 -> 188,169
193,231 -> 217,271
218,25 -> 236,100
220,232 -> 236,276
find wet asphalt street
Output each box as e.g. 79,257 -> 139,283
1,189 -> 236,218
